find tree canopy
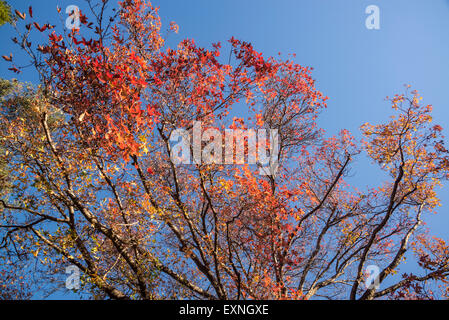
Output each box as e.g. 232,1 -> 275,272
0,1 -> 11,26
1,0 -> 449,300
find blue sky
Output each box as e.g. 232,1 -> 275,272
1,0 -> 448,298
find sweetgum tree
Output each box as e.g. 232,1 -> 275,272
1,0 -> 448,299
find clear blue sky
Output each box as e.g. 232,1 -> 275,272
1,0 -> 448,298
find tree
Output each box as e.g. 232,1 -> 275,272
1,0 -> 448,300
0,78 -> 41,300
0,1 -> 11,26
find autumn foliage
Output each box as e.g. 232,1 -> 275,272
1,0 -> 449,300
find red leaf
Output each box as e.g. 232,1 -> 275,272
8,67 -> 21,74
15,10 -> 26,20
2,54 -> 12,62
